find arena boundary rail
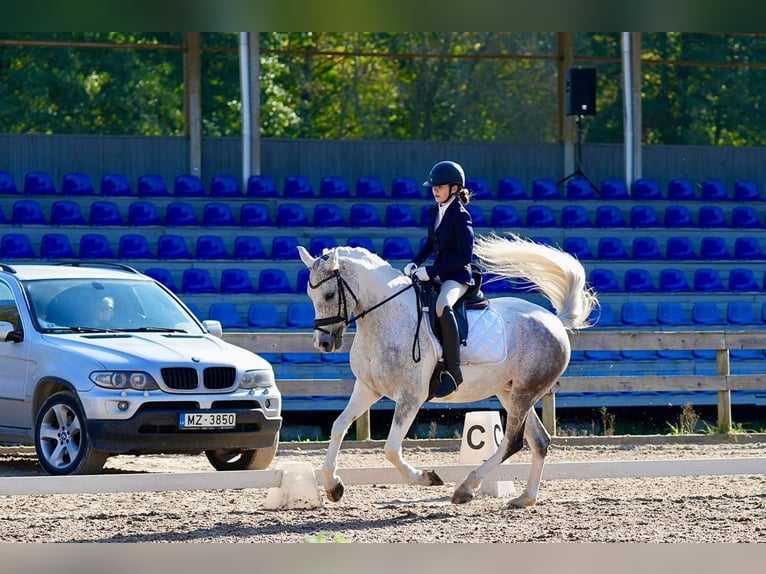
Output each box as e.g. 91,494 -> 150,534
224,330 -> 766,439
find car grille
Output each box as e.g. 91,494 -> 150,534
161,367 -> 237,390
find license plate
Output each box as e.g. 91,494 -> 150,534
179,412 -> 236,429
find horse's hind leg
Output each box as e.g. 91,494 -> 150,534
508,408 -> 551,508
322,382 -> 380,503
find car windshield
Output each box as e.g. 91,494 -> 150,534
23,277 -> 204,334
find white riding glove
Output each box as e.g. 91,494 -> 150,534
414,267 -> 430,281
403,262 -> 418,277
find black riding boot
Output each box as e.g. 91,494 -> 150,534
434,305 -> 463,397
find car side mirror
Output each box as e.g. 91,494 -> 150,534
203,320 -> 223,338
0,321 -> 23,342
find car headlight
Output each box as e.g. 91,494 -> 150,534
91,371 -> 159,391
239,368 -> 276,389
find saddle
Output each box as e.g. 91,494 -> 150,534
415,264 -> 489,346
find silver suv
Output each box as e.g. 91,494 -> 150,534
0,262 -> 282,475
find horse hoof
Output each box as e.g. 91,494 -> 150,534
508,495 -> 535,508
425,469 -> 444,486
451,489 -> 474,505
326,482 -> 345,503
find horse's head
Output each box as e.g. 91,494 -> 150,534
297,245 -> 358,352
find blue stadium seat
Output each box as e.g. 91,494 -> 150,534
100,173 -> 133,196
482,273 -> 514,293
195,235 -> 230,259
496,178 -> 526,200
621,301 -> 655,326
466,177 -> 492,199
632,178 -> 663,200
349,203 -> 382,227
284,175 -> 314,198
157,234 -> 192,259
208,302 -> 246,328
12,199 -> 46,224
700,179 -> 728,201
629,205 -> 660,227
420,205 -> 433,226
296,268 -> 310,293
182,268 -> 217,294
79,233 -> 115,259
40,233 -> 76,259
0,233 -> 35,258
136,174 -> 169,197
24,171 -> 56,194
89,200 -> 124,226
198,202 -> 234,227
50,200 -> 86,225
667,178 -> 696,200
727,301 -> 759,325
692,301 -> 725,325
320,176 -> 351,198
659,268 -> 691,292
666,236 -> 697,260
631,236 -> 663,260
560,205 -> 592,227
731,206 -> 761,229
728,268 -> 759,291
271,235 -> 300,260
664,205 -> 694,228
624,268 -> 657,292
118,234 -> 154,259
526,205 -> 556,227
276,202 -> 310,226
693,268 -> 726,291
734,237 -> 765,259
562,237 -> 593,260
220,268 -> 256,294
589,268 -> 621,293
465,204 -> 487,227
286,302 -> 315,328
599,178 -> 630,200
166,201 -> 200,226
346,236 -> 376,252
699,236 -> 731,260
490,205 -> 522,227
61,172 -> 95,195
530,178 -> 561,200
597,236 -> 629,259
588,301 -> 619,327
144,268 -> 177,291
595,205 -> 627,227
566,178 -> 597,199
385,204 -> 419,227
246,175 -> 279,198
313,203 -> 346,227
127,201 -> 162,226
657,301 -> 691,326
309,236 -> 338,256
356,176 -> 387,198
0,171 -> 19,194
382,236 -> 414,260
209,174 -> 242,197
239,203 -> 274,226
258,268 -> 293,293
174,174 -> 205,197
233,235 -> 267,259
391,176 -> 421,199
697,205 -> 728,228
733,180 -> 761,202
248,302 -> 285,329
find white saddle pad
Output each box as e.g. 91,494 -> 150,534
426,305 -> 507,366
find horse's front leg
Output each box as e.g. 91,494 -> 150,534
384,393 -> 444,488
322,381 -> 380,503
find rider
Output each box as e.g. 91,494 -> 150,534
403,160 -> 474,397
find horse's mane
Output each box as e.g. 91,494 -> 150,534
332,245 -> 393,271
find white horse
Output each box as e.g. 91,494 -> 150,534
296,233 -> 597,507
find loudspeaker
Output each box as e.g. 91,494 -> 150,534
566,68 -> 597,116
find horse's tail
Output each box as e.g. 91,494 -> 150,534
474,233 -> 598,330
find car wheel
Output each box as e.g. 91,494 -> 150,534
34,391 -> 108,475
205,432 -> 279,471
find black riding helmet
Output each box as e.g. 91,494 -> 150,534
423,160 -> 465,188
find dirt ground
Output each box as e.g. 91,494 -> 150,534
1,438 -> 765,543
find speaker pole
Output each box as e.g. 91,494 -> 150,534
556,114 -> 600,194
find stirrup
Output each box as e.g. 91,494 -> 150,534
433,370 -> 459,398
